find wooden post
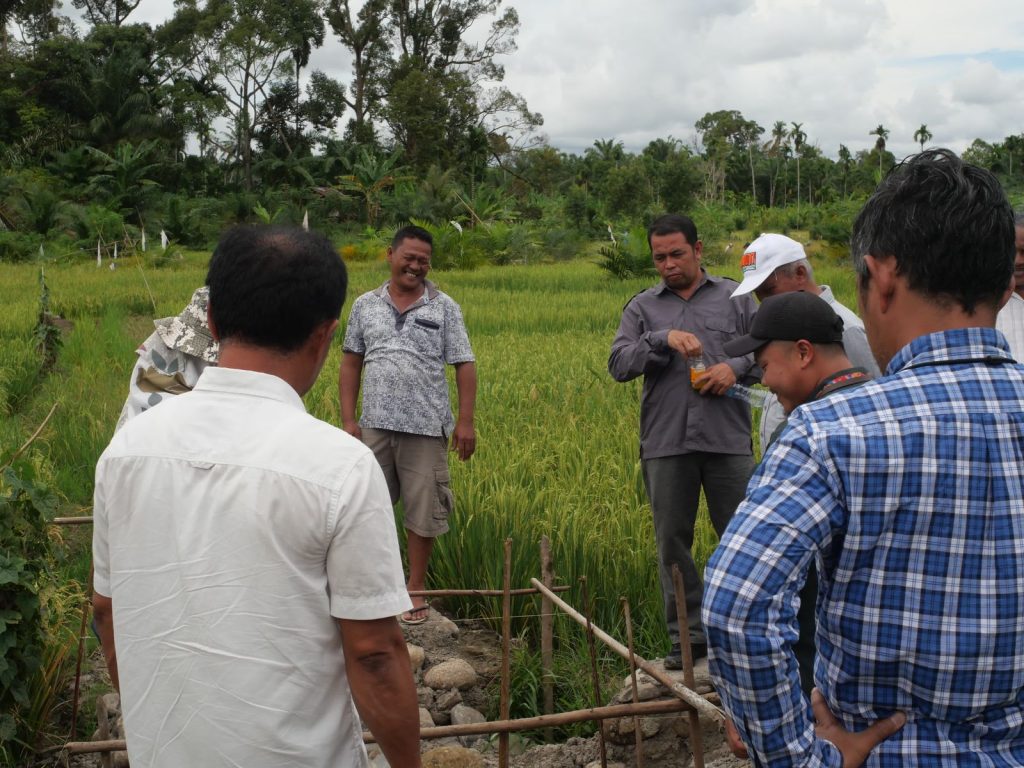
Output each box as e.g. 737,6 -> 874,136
63,698 -> 696,755
621,598 -> 644,768
672,564 -> 706,768
540,535 -> 555,741
499,538 -> 512,768
579,577 -> 607,768
70,565 -> 93,741
530,578 -> 723,722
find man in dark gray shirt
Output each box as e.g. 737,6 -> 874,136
609,213 -> 759,667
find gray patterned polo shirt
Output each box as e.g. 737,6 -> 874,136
343,280 -> 475,437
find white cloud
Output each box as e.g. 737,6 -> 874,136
65,0 -> 1024,159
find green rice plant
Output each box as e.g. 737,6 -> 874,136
0,239 -> 870,710
486,634 -> 625,740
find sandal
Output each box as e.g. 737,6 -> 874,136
400,604 -> 430,625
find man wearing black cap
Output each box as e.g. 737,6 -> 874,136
725,291 -> 872,449
723,291 -> 871,710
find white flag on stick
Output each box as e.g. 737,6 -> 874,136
302,210 -> 309,231
113,242 -> 118,260
39,243 -> 44,258
141,230 -> 147,252
160,230 -> 168,250
97,240 -> 101,267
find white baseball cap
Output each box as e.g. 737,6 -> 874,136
730,233 -> 807,298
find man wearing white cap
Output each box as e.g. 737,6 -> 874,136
730,233 -> 880,449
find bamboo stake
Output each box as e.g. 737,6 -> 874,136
69,566 -> 93,741
0,401 -> 58,472
52,516 -> 94,526
579,577 -> 607,768
672,564 -> 706,768
63,698 -> 695,755
407,586 -> 569,597
621,597 -> 644,768
499,538 -> 512,768
530,578 -> 723,723
540,536 -> 555,741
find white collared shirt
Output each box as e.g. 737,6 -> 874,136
997,292 -> 1024,361
94,367 -> 410,768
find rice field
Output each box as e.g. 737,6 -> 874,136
0,241 -> 862,657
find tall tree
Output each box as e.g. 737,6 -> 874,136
791,121 -> 806,222
838,143 -> 852,198
71,0 -> 141,27
326,0 -> 388,145
161,0 -> 326,190
766,120 -> 788,207
869,124 -> 890,176
913,124 -> 932,152
382,1 -> 542,172
694,109 -> 762,204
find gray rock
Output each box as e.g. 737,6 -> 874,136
419,706 -> 436,728
450,704 -> 486,726
421,744 -> 484,767
435,687 -> 463,711
424,659 -> 478,690
408,643 -> 426,671
417,686 -> 436,709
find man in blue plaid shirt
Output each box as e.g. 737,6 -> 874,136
704,149 -> 1024,767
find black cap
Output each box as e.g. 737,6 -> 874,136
724,291 -> 845,357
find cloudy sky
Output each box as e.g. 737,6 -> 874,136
121,0 -> 1024,160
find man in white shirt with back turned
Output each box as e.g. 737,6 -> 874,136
92,226 -> 421,767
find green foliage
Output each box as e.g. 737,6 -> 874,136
0,459 -> 58,764
807,199 -> 865,247
34,269 -> 62,373
69,205 -> 126,247
0,232 -> 43,264
489,634 -> 624,740
597,227 -> 656,280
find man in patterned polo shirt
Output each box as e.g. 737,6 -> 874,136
340,224 -> 477,625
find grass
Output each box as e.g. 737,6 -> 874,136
0,243 -> 865,736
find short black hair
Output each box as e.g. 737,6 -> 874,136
647,214 -> 699,249
392,224 -> 433,251
851,149 -> 1014,313
206,226 -> 347,353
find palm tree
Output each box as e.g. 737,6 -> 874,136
587,138 -> 625,164
869,124 -> 890,176
913,124 -> 932,152
791,122 -> 807,224
838,144 -> 852,198
86,140 -> 163,223
767,121 -> 788,207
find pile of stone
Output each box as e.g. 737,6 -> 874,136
81,606 -> 749,767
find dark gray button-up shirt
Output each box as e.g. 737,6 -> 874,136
609,271 -> 758,460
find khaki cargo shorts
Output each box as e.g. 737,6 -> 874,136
362,428 -> 454,537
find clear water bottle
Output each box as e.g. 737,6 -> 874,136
725,383 -> 770,408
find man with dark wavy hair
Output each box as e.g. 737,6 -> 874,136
93,226 -> 421,768
705,150 -> 1024,766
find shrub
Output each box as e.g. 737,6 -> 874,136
68,205 -> 125,247
0,232 -> 43,264
597,226 -> 656,280
0,459 -> 59,765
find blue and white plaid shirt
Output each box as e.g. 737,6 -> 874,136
704,327 -> 1024,767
